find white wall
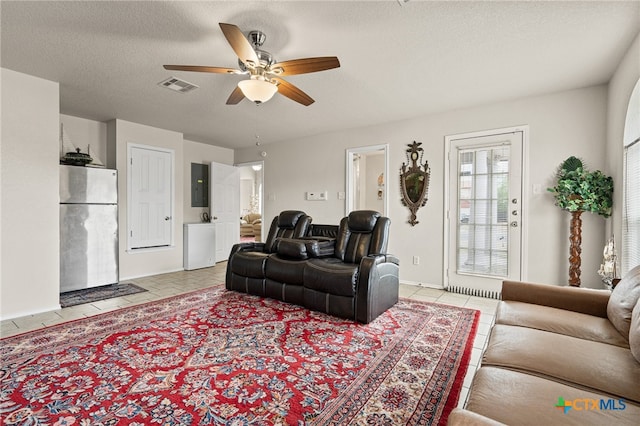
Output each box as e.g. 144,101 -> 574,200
53,119 -> 234,280
607,32 -> 640,274
53,122 -> 235,230
109,119 -> 184,280
235,85 -> 609,289
1,68 -> 60,319
60,114 -> 108,166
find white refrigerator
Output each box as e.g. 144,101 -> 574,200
59,165 -> 119,292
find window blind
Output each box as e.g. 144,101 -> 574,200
457,147 -> 509,277
622,138 -> 640,274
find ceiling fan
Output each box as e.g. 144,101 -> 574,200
164,23 -> 340,106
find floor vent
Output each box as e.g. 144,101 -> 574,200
447,285 -> 501,300
158,77 -> 199,93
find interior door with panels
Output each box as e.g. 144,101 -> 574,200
128,144 -> 173,250
211,162 -> 240,261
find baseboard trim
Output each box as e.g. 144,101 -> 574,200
1,303 -> 62,322
120,267 -> 185,282
400,280 -> 444,289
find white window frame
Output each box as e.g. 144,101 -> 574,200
622,78 -> 640,274
622,139 -> 639,274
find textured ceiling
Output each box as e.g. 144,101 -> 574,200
2,1 -> 639,149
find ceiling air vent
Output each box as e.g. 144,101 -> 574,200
158,77 -> 199,94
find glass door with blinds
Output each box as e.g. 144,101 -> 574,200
446,130 -> 524,298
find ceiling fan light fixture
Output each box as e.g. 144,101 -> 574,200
238,78 -> 277,104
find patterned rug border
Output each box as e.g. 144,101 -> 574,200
315,298 -> 480,425
1,287 -> 480,425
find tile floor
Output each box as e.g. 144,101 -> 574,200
0,262 -> 497,409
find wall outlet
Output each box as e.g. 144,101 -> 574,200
413,255 -> 420,265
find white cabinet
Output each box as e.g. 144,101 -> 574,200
183,223 -> 216,270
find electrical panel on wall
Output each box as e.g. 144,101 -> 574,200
306,191 -> 328,201
191,163 -> 209,207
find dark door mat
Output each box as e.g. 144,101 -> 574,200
60,283 -> 148,308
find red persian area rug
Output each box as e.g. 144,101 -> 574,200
0,286 -> 479,425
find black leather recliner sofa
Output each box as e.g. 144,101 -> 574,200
226,210 -> 312,298
225,210 -> 399,323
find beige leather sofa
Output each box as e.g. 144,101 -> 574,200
450,265 -> 640,425
240,213 -> 261,237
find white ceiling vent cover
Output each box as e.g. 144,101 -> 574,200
158,77 -> 199,93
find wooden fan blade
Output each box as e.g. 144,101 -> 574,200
270,57 -> 340,76
219,23 -> 259,67
163,65 -> 241,74
273,77 -> 314,106
226,86 -> 245,105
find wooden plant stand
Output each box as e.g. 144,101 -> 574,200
568,210 -> 583,286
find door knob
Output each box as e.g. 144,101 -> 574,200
165,216 -> 171,221
510,221 -> 518,227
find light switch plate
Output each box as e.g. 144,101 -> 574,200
306,191 -> 328,201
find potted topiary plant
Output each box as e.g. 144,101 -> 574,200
548,156 -> 613,286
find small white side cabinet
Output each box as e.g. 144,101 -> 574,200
184,223 -> 216,270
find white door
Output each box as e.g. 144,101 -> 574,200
129,145 -> 173,249
211,162 -> 240,261
445,128 -> 525,298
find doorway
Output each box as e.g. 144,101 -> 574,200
237,161 -> 264,243
444,127 -> 527,298
346,145 -> 389,216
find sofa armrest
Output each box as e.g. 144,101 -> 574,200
355,254 -> 400,323
369,253 -> 399,265
447,408 -> 507,426
502,280 -> 610,318
274,238 -> 317,259
229,242 -> 266,255
296,236 -> 336,257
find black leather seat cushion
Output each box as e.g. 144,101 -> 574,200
265,255 -> 306,285
230,251 -> 269,278
303,258 -> 358,297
